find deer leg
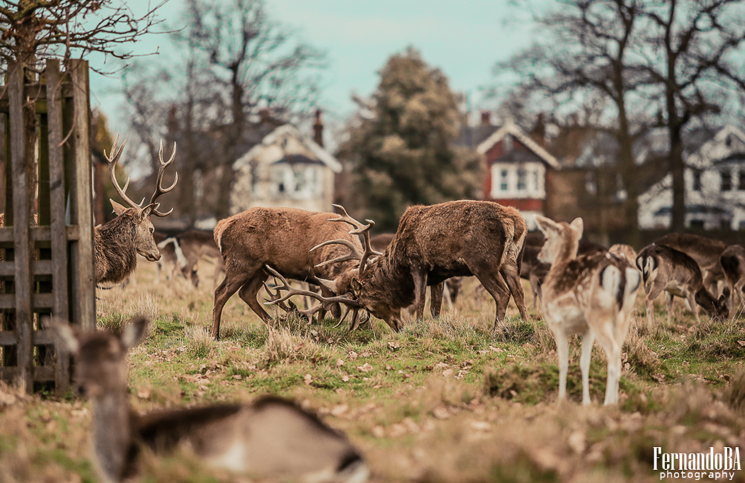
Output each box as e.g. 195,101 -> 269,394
687,292 -> 701,323
500,262 -> 527,320
212,272 -> 252,340
430,282 -> 444,318
554,329 -> 570,402
443,282 -> 454,312
592,320 -> 622,405
580,329 -> 595,405
474,269 -> 511,333
665,291 -> 674,326
213,258 -> 226,292
644,282 -> 665,331
412,270 -> 428,321
238,274 -> 272,324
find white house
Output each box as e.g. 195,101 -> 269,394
638,125 -> 745,230
230,124 -> 342,214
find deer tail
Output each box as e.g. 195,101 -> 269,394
599,264 -> 625,310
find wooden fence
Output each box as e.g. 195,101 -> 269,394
0,59 -> 95,394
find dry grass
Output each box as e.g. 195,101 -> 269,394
2,261 -> 745,482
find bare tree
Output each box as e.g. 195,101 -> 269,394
637,0 -> 745,231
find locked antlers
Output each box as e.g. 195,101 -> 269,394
311,204 -> 382,276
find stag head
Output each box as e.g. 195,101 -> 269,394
106,137 -> 178,262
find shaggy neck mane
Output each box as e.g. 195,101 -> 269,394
95,211 -> 138,284
371,238 -> 415,308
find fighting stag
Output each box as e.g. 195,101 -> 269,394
271,201 -> 528,333
95,137 -> 178,284
211,207 -> 366,340
536,216 -> 640,405
53,317 -> 369,483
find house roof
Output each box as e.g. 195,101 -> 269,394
476,119 -> 560,169
233,124 -> 342,173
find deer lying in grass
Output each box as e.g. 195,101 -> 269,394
720,244 -> 745,310
636,244 -> 729,329
211,207 -> 365,340
270,201 -> 528,333
536,215 -> 640,405
654,233 -> 727,296
95,138 -> 178,284
53,317 -> 369,483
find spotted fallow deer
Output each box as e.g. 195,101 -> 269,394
654,233 -> 727,296
636,243 -> 729,329
95,137 -> 178,285
609,244 -> 637,264
536,215 -> 640,406
720,244 -> 745,310
211,207 -> 365,340
269,201 -> 528,333
52,317 -> 369,483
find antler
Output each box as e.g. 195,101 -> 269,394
264,266 -> 361,322
311,204 -> 383,276
149,140 -> 179,217
105,136 -> 143,210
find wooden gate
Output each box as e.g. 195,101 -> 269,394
0,59 -> 96,394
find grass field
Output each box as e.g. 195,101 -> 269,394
1,261 -> 745,483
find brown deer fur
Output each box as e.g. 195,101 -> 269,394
536,215 -> 640,405
53,318 -> 368,483
176,229 -> 225,289
636,243 -> 728,329
720,244 -> 745,310
94,202 -> 160,285
212,207 -> 364,339
328,201 -> 528,332
654,233 -> 727,296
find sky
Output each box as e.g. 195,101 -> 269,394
90,0 -> 539,140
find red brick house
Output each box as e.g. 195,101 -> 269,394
477,118 -> 560,229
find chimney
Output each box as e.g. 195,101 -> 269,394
313,108 -> 324,147
532,113 -> 546,147
259,107 -> 272,124
480,111 -> 492,126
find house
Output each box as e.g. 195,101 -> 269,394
473,116 -> 560,229
638,125 -> 745,230
230,116 -> 342,214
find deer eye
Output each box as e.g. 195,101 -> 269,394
149,227 -> 154,234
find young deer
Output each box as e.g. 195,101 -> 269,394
536,216 -> 640,405
53,317 -> 369,483
720,244 -> 745,310
95,138 -> 178,284
636,243 -> 729,328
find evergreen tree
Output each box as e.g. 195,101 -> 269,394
339,48 -> 481,231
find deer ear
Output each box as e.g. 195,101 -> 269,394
317,278 -> 338,293
110,200 -> 128,216
49,319 -> 81,354
121,317 -> 149,349
570,217 -> 584,238
534,215 -> 558,235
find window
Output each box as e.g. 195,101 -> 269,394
692,170 -> 702,191
739,170 -> 745,190
500,169 -> 509,191
517,168 -> 527,191
721,170 -> 732,191
532,169 -> 540,191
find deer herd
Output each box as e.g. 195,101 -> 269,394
48,136 -> 745,481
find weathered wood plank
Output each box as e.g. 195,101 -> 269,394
46,59 -> 71,393
70,60 -> 95,332
0,294 -> 54,309
0,260 -> 54,277
8,60 -> 34,393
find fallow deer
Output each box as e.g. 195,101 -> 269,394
95,137 -> 178,285
211,207 -> 366,340
53,317 -> 369,483
270,201 -> 528,333
720,244 -> 745,310
154,233 -> 182,283
535,215 -> 640,406
609,244 -> 637,264
636,243 -> 729,329
520,244 -> 550,309
173,229 -> 225,289
654,233 -> 727,296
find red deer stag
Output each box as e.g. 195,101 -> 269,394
53,317 -> 369,483
95,138 -> 177,284
270,201 -> 528,333
636,243 -> 729,328
720,244 -> 745,309
654,233 -> 727,296
536,216 -> 640,405
211,208 -> 366,340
